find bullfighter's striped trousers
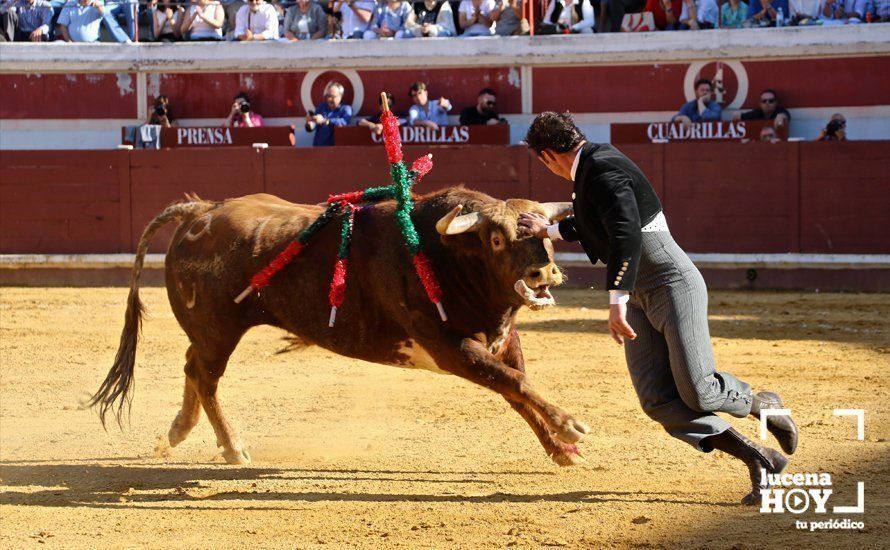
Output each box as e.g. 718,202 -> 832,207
624,231 -> 754,451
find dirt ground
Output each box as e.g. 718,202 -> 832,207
0,287 -> 887,549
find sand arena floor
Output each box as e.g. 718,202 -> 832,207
0,287 -> 888,548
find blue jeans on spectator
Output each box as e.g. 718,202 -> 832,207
103,0 -> 137,42
49,0 -> 67,40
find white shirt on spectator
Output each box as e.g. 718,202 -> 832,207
186,2 -> 224,39
459,0 -> 496,34
340,0 -> 376,36
679,0 -> 719,25
235,2 -> 280,40
789,0 -> 824,17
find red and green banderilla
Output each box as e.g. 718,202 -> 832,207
234,92 -> 446,325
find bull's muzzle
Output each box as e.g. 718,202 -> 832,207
515,263 -> 562,310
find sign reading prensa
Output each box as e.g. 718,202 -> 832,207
175,127 -> 234,146
336,124 -> 509,146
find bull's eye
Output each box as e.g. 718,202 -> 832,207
490,232 -> 506,252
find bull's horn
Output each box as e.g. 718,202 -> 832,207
541,202 -> 573,222
436,205 -> 483,235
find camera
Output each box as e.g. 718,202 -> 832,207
826,119 -> 843,137
239,101 -> 251,114
154,105 -> 166,117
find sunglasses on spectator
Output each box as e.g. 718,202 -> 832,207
484,100 -> 496,107
761,97 -> 776,104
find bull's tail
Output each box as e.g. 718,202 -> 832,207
89,194 -> 217,429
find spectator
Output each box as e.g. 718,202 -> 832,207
0,1 -> 13,41
181,0 -> 224,40
598,0 -> 647,32
816,113 -> 847,141
824,0 -> 866,19
152,0 -> 183,41
491,0 -> 524,35
57,0 -> 104,42
364,0 -> 413,38
407,81 -> 451,129
759,126 -> 780,143
284,0 -> 327,40
458,0 -> 495,36
102,0 -> 136,43
677,0 -> 718,27
334,0 -> 375,38
736,88 -> 791,128
9,0 -> 53,42
540,0 -> 575,33
721,0 -> 749,26
459,88 -> 504,125
673,78 -> 721,124
866,0 -> 890,21
746,0 -> 789,25
357,91 -> 398,136
789,0 -> 824,22
408,0 -> 456,36
148,95 -> 178,127
644,0 -> 684,29
235,0 -> 279,40
305,81 -> 353,146
226,92 -> 265,127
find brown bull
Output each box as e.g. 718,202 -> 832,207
90,187 -> 590,465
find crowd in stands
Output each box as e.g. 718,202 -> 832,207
1,0 -> 887,42
143,78 -> 845,146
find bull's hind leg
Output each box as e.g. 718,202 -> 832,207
191,343 -> 251,465
499,330 -> 585,466
168,347 -> 202,447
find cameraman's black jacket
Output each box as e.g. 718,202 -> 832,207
556,142 -> 663,292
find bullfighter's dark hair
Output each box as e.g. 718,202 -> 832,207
478,87 -> 497,97
694,78 -> 713,91
524,111 -> 586,155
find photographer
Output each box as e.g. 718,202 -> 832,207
816,113 -> 847,141
305,81 -> 353,147
148,95 -> 177,127
225,92 -> 265,128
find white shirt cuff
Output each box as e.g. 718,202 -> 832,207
609,290 -> 630,305
546,223 -> 563,241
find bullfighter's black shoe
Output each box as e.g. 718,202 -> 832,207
706,428 -> 789,506
750,391 -> 799,455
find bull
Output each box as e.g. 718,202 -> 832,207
90,187 -> 590,465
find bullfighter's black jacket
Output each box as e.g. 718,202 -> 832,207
556,142 -> 663,292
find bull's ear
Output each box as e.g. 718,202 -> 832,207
436,205 -> 483,235
541,202 -> 573,222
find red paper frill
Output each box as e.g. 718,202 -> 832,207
250,241 -> 304,290
381,110 -> 403,164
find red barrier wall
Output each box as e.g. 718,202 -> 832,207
2,142 -> 888,255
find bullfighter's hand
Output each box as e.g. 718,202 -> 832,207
609,303 -> 637,345
517,212 -> 549,239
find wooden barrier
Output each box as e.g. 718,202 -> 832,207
2,142 -> 888,255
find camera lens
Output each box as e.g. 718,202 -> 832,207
240,102 -> 251,113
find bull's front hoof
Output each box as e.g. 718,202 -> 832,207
554,418 -> 591,444
550,444 -> 586,467
222,448 -> 252,465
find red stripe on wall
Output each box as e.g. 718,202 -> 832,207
533,56 -> 890,114
0,74 -> 137,119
